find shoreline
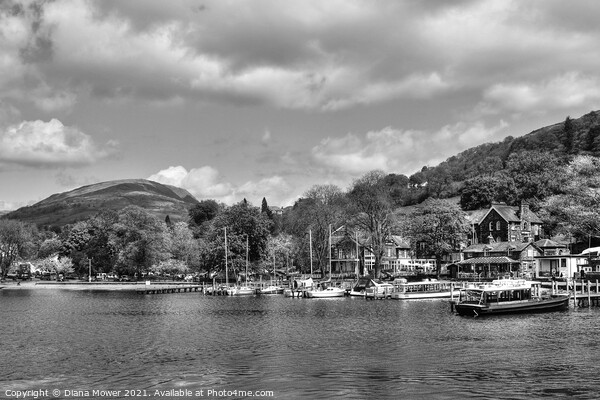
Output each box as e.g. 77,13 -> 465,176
0,280 -> 204,291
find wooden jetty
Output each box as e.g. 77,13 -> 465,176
547,279 -> 600,308
569,279 -> 600,308
136,284 -> 204,295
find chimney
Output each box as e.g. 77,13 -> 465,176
520,201 -> 529,220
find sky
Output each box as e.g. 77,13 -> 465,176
2,0 -> 600,211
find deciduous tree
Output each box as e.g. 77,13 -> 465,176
540,156 -> 600,241
284,184 -> 346,276
403,199 -> 470,277
347,170 -> 396,278
0,220 -> 37,279
110,206 -> 172,278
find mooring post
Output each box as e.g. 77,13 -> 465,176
588,280 -> 591,308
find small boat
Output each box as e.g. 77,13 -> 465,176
306,285 -> 345,298
391,280 -> 461,300
349,277 -> 394,297
284,277 -> 314,297
453,279 -> 570,317
227,286 -> 255,296
259,285 -> 284,295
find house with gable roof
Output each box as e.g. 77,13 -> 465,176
454,201 -> 545,279
472,201 -> 543,244
455,241 -> 541,279
329,231 -> 415,278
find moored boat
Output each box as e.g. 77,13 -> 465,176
227,286 -> 255,296
306,285 -> 345,298
391,280 -> 461,300
349,277 -> 394,297
259,285 -> 284,295
453,279 -> 570,317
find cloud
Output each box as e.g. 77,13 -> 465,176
237,176 -> 292,205
148,165 -> 293,206
0,119 -> 119,168
3,0 -> 600,115
312,121 -> 509,178
262,129 -> 272,144
148,165 -> 234,200
482,73 -> 600,114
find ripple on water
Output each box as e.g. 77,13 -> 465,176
2,290 -> 600,399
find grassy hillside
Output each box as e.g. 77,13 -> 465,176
4,179 -> 199,228
434,111 -> 599,183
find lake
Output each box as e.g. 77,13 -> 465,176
1,289 -> 599,399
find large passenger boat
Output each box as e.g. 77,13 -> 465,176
391,279 -> 461,300
453,279 -> 570,317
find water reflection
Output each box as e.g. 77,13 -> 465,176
2,290 -> 600,399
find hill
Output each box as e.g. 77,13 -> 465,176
384,110 -> 600,207
427,110 -> 600,184
4,179 -> 199,227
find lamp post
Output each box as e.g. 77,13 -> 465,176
88,257 -> 92,282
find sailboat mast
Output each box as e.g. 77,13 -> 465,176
225,227 -> 228,287
329,224 -> 332,279
245,235 -> 249,286
309,229 -> 313,277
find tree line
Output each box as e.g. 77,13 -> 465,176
1,154 -> 599,281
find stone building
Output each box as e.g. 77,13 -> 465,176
471,202 -> 543,244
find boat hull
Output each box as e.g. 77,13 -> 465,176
454,295 -> 570,317
228,287 -> 255,296
306,289 -> 345,298
348,290 -> 366,297
259,286 -> 284,295
391,290 -> 461,300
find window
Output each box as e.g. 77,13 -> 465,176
489,221 -> 494,231
496,221 -> 501,230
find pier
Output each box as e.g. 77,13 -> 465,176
136,284 -> 204,295
548,279 -> 600,308
570,280 -> 600,308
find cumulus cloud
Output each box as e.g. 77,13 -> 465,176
312,121 -> 509,178
148,165 -> 293,206
0,119 -> 119,167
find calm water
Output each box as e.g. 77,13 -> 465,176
1,289 -> 600,400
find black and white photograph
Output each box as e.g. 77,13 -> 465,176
2,1 -> 600,399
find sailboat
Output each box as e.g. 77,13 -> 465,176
259,251 -> 284,294
228,233 -> 255,296
307,225 -> 345,298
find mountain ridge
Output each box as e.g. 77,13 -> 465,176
4,179 -> 199,227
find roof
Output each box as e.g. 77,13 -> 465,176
463,241 -> 531,253
390,235 -> 410,248
472,203 -> 543,225
459,256 -> 521,264
465,209 -> 487,224
534,239 -> 567,248
581,246 -> 600,255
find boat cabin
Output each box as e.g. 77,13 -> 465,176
459,280 -> 540,305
